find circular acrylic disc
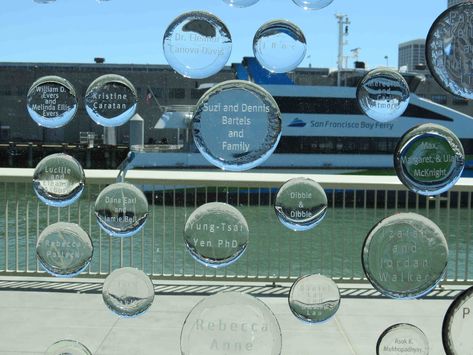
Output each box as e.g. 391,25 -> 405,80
291,0 -> 334,10
289,274 -> 340,323
222,0 -> 260,7
192,80 -> 282,171
394,123 -> 464,196
180,292 -> 282,355
94,182 -> 149,238
356,68 -> 410,122
253,20 -> 307,73
85,74 -> 137,127
377,323 -> 429,355
27,76 -> 78,128
274,177 -> 327,231
33,153 -> 85,207
163,11 -> 232,79
102,267 -> 155,318
45,340 -> 92,355
362,213 -> 448,299
426,2 -> 473,99
36,222 -> 93,278
442,285 -> 473,355
184,202 -> 249,268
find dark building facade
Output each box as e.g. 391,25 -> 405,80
0,62 -> 233,145
0,61 -> 472,146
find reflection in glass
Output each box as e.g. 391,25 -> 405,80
45,340 -> 92,355
192,80 -> 282,171
27,76 -> 77,128
36,222 -> 93,278
180,292 -> 282,355
377,324 -> 429,355
356,68 -> 410,122
394,124 -> 464,196
85,74 -> 137,127
289,274 -> 340,324
291,0 -> 334,10
102,267 -> 155,318
274,177 -> 327,231
33,153 -> 85,207
362,213 -> 448,299
163,11 -> 232,79
253,20 -> 307,73
426,2 -> 473,99
184,202 -> 249,268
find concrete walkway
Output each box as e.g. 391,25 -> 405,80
0,278 -> 462,355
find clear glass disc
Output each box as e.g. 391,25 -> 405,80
163,11 -> 232,79
85,74 -> 137,127
356,68 -> 410,122
94,182 -> 149,238
443,286 -> 473,355
377,324 -> 429,355
102,267 -> 155,318
426,2 -> 473,99
180,292 -> 282,355
184,202 -> 249,268
33,153 -> 85,207
291,0 -> 334,10
45,340 -> 92,355
394,123 -> 465,196
192,80 -> 282,171
274,177 -> 327,231
36,222 -> 93,278
222,0 -> 260,7
362,213 -> 448,299
289,274 -> 340,324
253,20 -> 307,73
26,76 -> 77,128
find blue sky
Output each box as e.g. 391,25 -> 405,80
0,0 -> 447,69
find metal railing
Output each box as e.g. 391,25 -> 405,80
1,168 -> 473,285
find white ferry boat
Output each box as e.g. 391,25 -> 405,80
126,58 -> 473,171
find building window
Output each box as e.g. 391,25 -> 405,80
452,97 -> 468,106
191,89 -> 202,100
431,95 -> 447,105
169,88 -> 185,99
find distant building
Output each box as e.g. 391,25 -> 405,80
398,39 -> 426,72
448,0 -> 465,7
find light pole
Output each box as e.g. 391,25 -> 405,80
336,14 -> 350,86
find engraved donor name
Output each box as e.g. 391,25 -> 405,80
46,250 -> 80,260
174,32 -> 220,43
31,85 -> 71,117
188,222 -> 245,233
202,102 -> 270,114
290,210 -> 312,218
290,192 -> 312,199
195,318 -> 269,332
193,238 -> 239,248
90,92 -> 130,110
382,336 -> 425,354
195,318 -> 269,352
379,243 -> 431,283
44,166 -> 71,176
105,196 -> 137,204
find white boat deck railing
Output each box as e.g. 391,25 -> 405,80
1,168 -> 472,285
